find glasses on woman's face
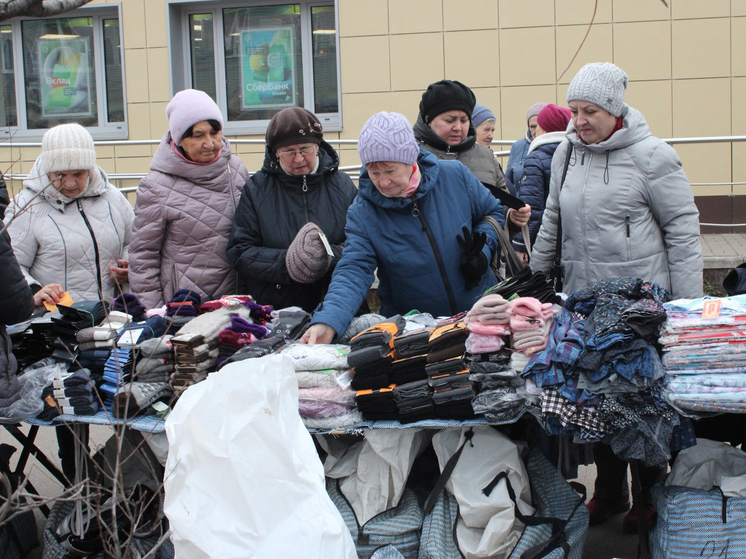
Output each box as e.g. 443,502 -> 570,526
277,145 -> 317,160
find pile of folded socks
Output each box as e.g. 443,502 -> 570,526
134,335 -> 175,383
39,369 -> 100,420
509,297 -> 555,371
216,316 -> 270,368
390,324 -> 435,421
223,309 -> 311,364
111,292 -> 147,322
171,304 -> 252,388
425,322 -> 474,419
75,310 -> 131,383
112,381 -> 174,419
50,301 -> 107,366
280,343 -> 361,428
164,289 -> 202,331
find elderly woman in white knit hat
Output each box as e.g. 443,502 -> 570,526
302,111 -> 507,345
529,62 -> 703,534
129,89 -> 249,309
4,123 -> 134,306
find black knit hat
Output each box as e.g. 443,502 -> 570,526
419,80 -> 477,124
265,107 -> 324,153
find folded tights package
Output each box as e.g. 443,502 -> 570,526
164,354 -> 356,559
356,386 -> 398,420
392,328 -> 433,359
427,322 -> 468,364
113,382 -> 174,419
280,343 -> 350,371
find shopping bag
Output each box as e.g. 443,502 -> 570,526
163,354 -> 356,559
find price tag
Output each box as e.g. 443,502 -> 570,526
702,299 -> 721,319
118,328 -> 145,347
312,224 -> 335,258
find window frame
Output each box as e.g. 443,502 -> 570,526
0,2 -> 127,141
167,0 -> 342,135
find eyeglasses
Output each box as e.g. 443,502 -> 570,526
277,146 -> 317,160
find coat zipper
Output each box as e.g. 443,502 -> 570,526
302,175 -> 309,223
579,150 -> 592,284
77,200 -> 104,300
625,215 -> 631,260
411,198 -> 458,315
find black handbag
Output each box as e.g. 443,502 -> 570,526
547,145 -> 573,293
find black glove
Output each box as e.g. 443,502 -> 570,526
457,226 -> 488,290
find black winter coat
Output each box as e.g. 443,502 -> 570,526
227,140 -> 357,313
511,140 -> 560,251
1,212 -> 35,407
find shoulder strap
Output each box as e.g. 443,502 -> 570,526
552,145 -> 573,271
481,216 -> 525,280
422,428 -> 474,516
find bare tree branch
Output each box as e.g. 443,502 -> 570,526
0,0 -> 94,22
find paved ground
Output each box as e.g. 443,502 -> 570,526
701,233 -> 746,269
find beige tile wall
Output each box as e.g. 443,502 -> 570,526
2,0 -> 744,205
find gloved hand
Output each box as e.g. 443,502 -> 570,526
457,226 -> 488,290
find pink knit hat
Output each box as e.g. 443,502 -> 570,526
166,89 -> 224,144
526,102 -> 547,124
537,104 -> 572,133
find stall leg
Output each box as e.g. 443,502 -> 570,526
631,459 -> 650,559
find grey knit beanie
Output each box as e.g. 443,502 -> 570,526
358,112 -> 419,166
566,62 -> 628,117
42,123 -> 97,173
285,223 -> 332,283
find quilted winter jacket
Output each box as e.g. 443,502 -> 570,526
4,160 -> 134,302
530,105 -> 703,299
129,134 -> 249,309
227,140 -> 357,313
0,221 -> 34,409
311,149 -> 506,336
505,131 -> 532,194
512,131 -> 565,251
413,115 -> 509,196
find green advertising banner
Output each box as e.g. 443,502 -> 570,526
39,37 -> 92,118
240,27 -> 295,110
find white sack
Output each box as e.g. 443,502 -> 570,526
163,354 -> 356,559
432,427 -> 533,559
667,438 -> 746,497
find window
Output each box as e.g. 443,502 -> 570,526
0,6 -> 126,139
170,1 -> 341,134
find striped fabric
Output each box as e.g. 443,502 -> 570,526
651,485 -> 746,558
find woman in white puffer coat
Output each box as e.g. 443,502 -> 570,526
4,123 -> 134,306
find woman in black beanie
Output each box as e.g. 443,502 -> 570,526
414,80 -> 529,228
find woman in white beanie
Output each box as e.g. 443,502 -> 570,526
302,112 -> 506,344
4,123 -> 134,305
129,89 -> 249,309
529,62 -> 703,534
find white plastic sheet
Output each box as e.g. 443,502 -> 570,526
163,354 -> 356,559
432,427 -> 533,559
667,438 -> 746,497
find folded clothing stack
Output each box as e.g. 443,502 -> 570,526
76,325 -> 118,382
111,292 -> 147,322
51,301 -> 108,364
216,316 -> 270,369
164,289 -> 202,331
171,334 -> 218,393
468,349 -> 524,422
134,335 -> 175,383
38,369 -> 100,420
112,381 -> 173,419
426,355 -> 474,420
355,385 -> 398,421
348,318 -> 404,391
509,297 -> 555,358
100,348 -> 134,410
393,379 -> 434,423
427,322 -> 468,364
213,308 -> 308,365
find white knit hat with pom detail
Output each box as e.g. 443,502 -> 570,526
42,123 -> 97,173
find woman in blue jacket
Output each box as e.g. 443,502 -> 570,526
303,112 -> 505,344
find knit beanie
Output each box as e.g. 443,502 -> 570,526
419,80 -> 476,124
166,89 -> 224,144
471,104 -> 496,128
358,112 -> 419,166
525,102 -> 547,124
537,104 -> 572,133
566,62 -> 628,117
41,123 -> 97,173
285,223 -> 332,283
265,107 -> 323,153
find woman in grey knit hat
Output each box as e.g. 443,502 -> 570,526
529,62 -> 703,534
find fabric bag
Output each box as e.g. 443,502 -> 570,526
420,438 -> 587,559
328,478 -> 423,559
163,354 -> 356,559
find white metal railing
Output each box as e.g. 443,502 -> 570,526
4,135 -> 746,227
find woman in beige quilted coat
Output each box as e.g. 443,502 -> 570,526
129,89 -> 249,309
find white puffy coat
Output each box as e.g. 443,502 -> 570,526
4,158 -> 134,302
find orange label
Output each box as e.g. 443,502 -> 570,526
702,299 -> 722,319
43,291 -> 73,312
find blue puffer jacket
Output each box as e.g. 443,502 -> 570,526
311,149 -> 505,336
512,132 -> 566,251
505,130 -> 532,194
